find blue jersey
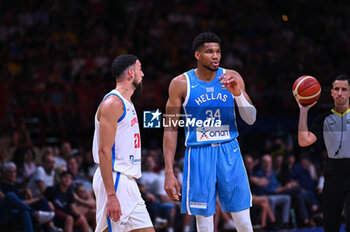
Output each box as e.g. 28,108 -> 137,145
182,68 -> 238,147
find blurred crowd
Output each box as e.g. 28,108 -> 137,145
1,0 -> 350,231
0,141 -> 97,232
1,0 -> 350,147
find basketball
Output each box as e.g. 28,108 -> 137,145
292,75 -> 321,105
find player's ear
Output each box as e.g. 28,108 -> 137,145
127,68 -> 134,80
194,51 -> 200,60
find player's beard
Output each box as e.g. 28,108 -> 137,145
133,79 -> 143,93
202,64 -> 218,72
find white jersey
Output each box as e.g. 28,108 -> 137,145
92,89 -> 142,179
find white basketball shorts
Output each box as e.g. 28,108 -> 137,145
92,167 -> 153,231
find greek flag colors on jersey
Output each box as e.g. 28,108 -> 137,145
92,89 -> 142,179
182,68 -> 238,147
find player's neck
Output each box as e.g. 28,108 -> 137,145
116,85 -> 134,102
195,67 -> 217,82
334,104 -> 349,114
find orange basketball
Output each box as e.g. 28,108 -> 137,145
292,75 -> 321,105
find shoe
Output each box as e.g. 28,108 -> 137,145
37,211 -> 55,224
223,220 -> 236,230
49,225 -> 63,232
154,217 -> 168,229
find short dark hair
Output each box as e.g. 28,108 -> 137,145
60,171 -> 73,179
332,74 -> 350,86
111,54 -> 138,80
192,32 -> 221,52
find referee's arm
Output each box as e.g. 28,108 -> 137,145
297,101 -> 317,147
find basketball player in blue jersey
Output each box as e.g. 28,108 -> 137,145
92,54 -> 154,232
163,32 -> 256,232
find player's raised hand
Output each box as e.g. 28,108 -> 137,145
106,194 -> 122,222
164,172 -> 181,201
219,73 -> 241,96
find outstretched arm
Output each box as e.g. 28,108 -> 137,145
98,95 -> 124,221
163,75 -> 186,200
220,70 -> 256,125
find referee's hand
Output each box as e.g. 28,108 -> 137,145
296,99 -> 317,111
164,172 -> 181,201
106,193 -> 122,222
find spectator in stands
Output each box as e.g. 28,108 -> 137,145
250,155 -> 291,228
73,183 -> 96,228
80,150 -> 97,180
138,182 -> 168,230
244,155 -> 277,229
291,154 -> 320,213
139,155 -> 177,232
28,152 -> 55,198
67,156 -> 92,191
54,141 -> 72,169
272,153 -> 284,176
12,146 -> 36,184
275,152 -> 294,187
45,171 -> 90,232
61,142 -> 73,159
255,154 -> 313,227
0,162 -> 61,232
0,191 -> 55,232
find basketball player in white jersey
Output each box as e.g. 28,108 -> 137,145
92,54 -> 154,232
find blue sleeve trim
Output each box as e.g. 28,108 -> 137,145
99,93 -> 126,123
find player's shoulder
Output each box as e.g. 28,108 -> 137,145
99,94 -> 124,116
168,73 -> 187,98
101,94 -> 124,108
173,73 -> 187,82
170,73 -> 187,88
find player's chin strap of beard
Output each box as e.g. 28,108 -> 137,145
234,92 -> 257,125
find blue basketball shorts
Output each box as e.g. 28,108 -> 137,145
181,139 -> 252,216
